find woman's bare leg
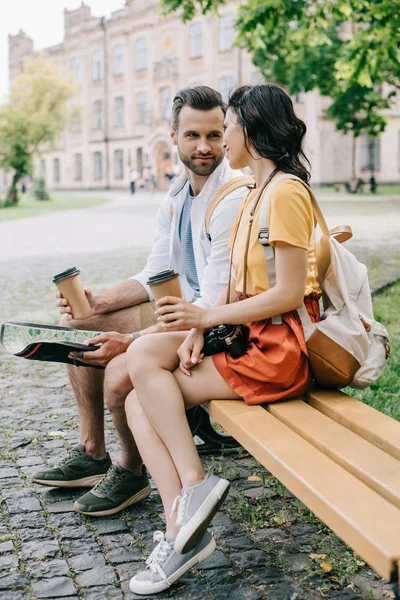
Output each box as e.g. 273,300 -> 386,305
125,389 -> 182,537
126,332 -> 240,532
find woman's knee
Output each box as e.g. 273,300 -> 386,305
126,335 -> 162,379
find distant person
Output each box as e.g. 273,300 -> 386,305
130,169 -> 139,194
369,175 -> 377,194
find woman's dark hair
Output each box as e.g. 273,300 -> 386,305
172,86 -> 226,130
228,84 -> 311,183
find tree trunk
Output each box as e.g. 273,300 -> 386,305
6,172 -> 22,206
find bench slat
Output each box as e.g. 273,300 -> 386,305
208,399 -> 400,581
267,400 -> 400,510
307,389 -> 400,461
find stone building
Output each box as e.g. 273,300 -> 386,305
7,0 -> 400,190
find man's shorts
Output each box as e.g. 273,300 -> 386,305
139,301 -> 157,329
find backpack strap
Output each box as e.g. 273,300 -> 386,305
258,173 -> 330,326
205,176 -> 255,240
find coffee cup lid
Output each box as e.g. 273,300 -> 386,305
147,270 -> 179,286
53,267 -> 80,284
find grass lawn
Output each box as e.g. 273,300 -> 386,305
319,183 -> 400,196
0,192 -> 109,222
345,280 -> 400,419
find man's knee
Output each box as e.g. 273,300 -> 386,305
104,355 -> 132,411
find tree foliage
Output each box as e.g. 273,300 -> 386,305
161,0 -> 400,139
0,56 -> 77,205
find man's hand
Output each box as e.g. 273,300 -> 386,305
69,332 -> 133,367
57,288 -> 97,321
177,329 -> 205,376
155,297 -> 209,331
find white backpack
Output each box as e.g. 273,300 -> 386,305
258,174 -> 390,390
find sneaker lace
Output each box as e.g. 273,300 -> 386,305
91,464 -> 119,493
145,531 -> 172,579
171,490 -> 189,527
58,445 -> 83,466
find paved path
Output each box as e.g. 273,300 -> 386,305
0,190 -> 398,600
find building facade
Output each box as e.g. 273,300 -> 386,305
7,0 -> 400,190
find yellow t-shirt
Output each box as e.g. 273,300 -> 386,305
229,176 -> 321,297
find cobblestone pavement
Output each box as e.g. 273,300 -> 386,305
0,191 -> 399,600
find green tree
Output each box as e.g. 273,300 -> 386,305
161,0 -> 400,177
0,56 -> 77,205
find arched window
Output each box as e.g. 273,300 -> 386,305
94,152 -> 103,181
114,150 -> 124,180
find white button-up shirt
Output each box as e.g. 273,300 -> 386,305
131,158 -> 247,308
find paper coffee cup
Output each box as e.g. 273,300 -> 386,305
53,267 -> 91,320
147,270 -> 182,302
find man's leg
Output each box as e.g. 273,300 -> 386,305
33,304 -> 151,489
103,353 -> 141,475
65,304 -> 144,459
73,352 -> 152,516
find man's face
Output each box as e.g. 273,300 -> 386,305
171,105 -> 225,176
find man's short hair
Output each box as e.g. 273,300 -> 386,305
172,86 -> 227,130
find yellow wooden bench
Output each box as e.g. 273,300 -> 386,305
205,388 -> 400,597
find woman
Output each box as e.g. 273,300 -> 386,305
124,84 -> 320,595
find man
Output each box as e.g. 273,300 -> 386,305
32,86 -> 247,516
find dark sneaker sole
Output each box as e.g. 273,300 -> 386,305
32,474 -> 105,488
130,536 -> 216,595
175,480 -> 230,554
73,484 -> 152,517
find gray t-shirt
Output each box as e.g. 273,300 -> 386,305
178,187 -> 200,301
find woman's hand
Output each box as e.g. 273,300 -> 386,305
155,297 -> 210,331
177,329 -> 205,376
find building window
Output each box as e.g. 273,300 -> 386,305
219,13 -> 235,52
93,100 -> 103,129
94,152 -> 103,181
136,38 -> 147,71
71,56 -> 83,83
114,96 -> 125,128
189,23 -> 203,59
75,153 -> 82,181
40,159 -> 46,178
160,87 -> 172,121
113,44 -> 124,76
92,50 -> 104,81
72,118 -> 82,133
137,91 -> 147,124
361,135 -> 381,171
53,158 -> 60,183
219,75 -> 235,103
114,149 -> 124,180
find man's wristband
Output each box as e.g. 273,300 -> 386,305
131,331 -> 141,342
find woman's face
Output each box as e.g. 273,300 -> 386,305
223,108 -> 251,170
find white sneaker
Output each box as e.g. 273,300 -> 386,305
129,530 -> 216,595
174,473 -> 230,554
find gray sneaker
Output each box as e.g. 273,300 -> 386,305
129,530 -> 216,595
174,474 -> 230,554
32,444 -> 111,488
74,463 -> 151,517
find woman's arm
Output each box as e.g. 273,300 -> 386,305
156,243 -> 308,331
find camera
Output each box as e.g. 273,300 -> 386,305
202,324 -> 249,359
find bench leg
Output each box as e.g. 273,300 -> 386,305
186,406 -> 241,455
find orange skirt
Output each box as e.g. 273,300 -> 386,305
212,297 -> 320,405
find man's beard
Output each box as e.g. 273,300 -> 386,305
178,151 -> 223,177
